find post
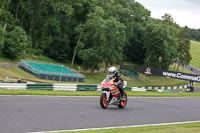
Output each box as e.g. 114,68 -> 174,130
60,65 -> 63,82
187,81 -> 194,92
77,66 -> 80,82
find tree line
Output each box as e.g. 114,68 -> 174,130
190,28 -> 200,41
0,0 -> 191,73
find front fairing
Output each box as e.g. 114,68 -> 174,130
101,79 -> 120,98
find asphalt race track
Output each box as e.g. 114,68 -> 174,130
0,96 -> 200,133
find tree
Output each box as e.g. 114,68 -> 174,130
0,0 -> 19,55
127,23 -> 147,64
0,6 -> 16,31
144,17 -> 180,69
76,6 -> 126,73
0,0 -> 10,9
77,6 -> 105,72
0,0 -> 191,72
35,0 -> 74,58
78,48 -> 102,73
99,17 -> 126,72
3,26 -> 28,59
0,27 -> 4,53
189,28 -> 200,41
176,26 -> 192,71
114,1 -> 150,64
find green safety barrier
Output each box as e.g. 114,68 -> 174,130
27,83 -> 53,90
77,84 -> 98,91
119,70 -> 139,79
146,89 -> 158,92
124,87 -> 132,91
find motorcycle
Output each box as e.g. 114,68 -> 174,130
100,78 -> 127,109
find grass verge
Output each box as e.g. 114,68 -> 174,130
190,40 -> 200,70
1,89 -> 200,97
54,122 -> 200,133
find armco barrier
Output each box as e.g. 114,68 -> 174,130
125,87 -> 132,91
27,83 -> 53,90
131,87 -> 147,92
0,83 -> 190,92
53,84 -> 77,91
77,84 -> 98,91
0,83 -> 27,89
97,85 -> 102,91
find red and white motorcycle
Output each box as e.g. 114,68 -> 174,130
100,79 -> 127,109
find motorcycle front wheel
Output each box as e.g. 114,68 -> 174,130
100,93 -> 110,109
118,92 -> 127,108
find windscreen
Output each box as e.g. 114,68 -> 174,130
101,75 -> 111,84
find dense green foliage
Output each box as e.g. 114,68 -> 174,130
143,15 -> 180,69
189,28 -> 200,41
0,0 -> 191,72
176,26 -> 192,70
3,26 -> 27,59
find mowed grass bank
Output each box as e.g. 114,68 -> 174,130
55,122 -> 200,133
190,40 -> 200,70
0,66 -> 52,83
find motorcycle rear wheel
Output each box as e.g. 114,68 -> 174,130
118,92 -> 127,108
100,93 -> 110,109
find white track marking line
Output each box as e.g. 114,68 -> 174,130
27,120 -> 200,133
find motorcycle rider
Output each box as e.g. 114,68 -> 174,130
106,66 -> 124,96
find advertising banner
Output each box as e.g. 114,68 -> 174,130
120,65 -> 200,82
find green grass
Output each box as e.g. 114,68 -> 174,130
0,89 -> 200,97
0,66 -> 35,81
0,66 -> 49,82
194,82 -> 200,88
25,55 -> 62,64
190,40 -> 200,70
0,89 -> 101,96
123,75 -> 188,87
0,55 -> 19,63
52,122 -> 200,133
190,40 -> 200,88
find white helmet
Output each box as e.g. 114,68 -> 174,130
108,67 -> 116,76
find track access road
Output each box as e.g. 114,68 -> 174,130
0,95 -> 200,133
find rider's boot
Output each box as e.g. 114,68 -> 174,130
120,89 -> 124,98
